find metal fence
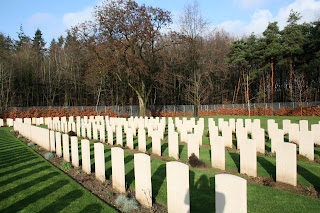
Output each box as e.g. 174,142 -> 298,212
4,101 -> 319,117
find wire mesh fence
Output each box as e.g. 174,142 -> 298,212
3,101 -> 319,117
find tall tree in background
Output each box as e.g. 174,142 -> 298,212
261,22 -> 281,102
78,0 -> 172,116
281,10 -> 304,101
179,0 -> 208,117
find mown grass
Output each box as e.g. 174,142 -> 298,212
82,143 -> 320,212
6,115 -> 320,212
0,127 -> 117,213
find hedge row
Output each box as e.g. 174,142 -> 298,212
1,105 -> 319,120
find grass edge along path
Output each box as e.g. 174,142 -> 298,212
0,127 -> 117,213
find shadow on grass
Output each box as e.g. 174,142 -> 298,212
229,152 -> 240,172
1,180 -> 69,212
189,171 -> 215,212
0,172 -> 59,201
257,156 -> 276,180
152,164 -> 166,202
0,161 -> 42,177
39,189 -> 83,212
297,165 -> 320,193
0,165 -> 50,187
161,143 -> 168,156
79,204 -> 103,213
179,144 -> 184,158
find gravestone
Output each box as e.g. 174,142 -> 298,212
299,120 -> 308,132
134,153 -> 152,208
283,119 -> 291,135
166,161 -> 190,213
100,124 -> 105,142
116,126 -> 123,146
245,119 -> 252,134
311,124 -> 320,145
126,128 -> 134,149
215,174 -> 247,213
94,142 -> 105,182
81,139 -> 91,174
240,139 -> 257,177
229,118 -> 236,132
138,128 -> 146,152
251,128 -> 265,153
49,130 -> 55,152
211,136 -> 225,170
111,147 -> 126,193
56,132 -> 62,157
222,126 -> 232,148
168,132 -> 179,160
271,129 -> 284,153
152,131 -> 161,156
289,123 -> 299,144
276,142 -> 297,186
187,134 -> 199,158
299,131 -> 314,161
62,134 -> 70,162
71,136 -> 79,167
107,126 -> 114,145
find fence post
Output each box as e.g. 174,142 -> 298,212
130,105 -> 132,117
105,106 -> 107,114
174,105 -> 176,114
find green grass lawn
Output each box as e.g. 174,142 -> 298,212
5,115 -> 320,212
0,127 -> 117,213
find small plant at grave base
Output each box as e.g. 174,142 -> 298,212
166,157 -> 176,161
297,154 -> 309,162
67,131 -> 77,136
115,194 -> 139,212
27,142 -> 35,147
60,162 -> 73,171
262,177 -> 274,187
107,192 -> 114,198
188,153 -> 206,168
44,152 -> 54,160
9,130 -> 14,133
32,145 -> 39,150
17,134 -> 23,139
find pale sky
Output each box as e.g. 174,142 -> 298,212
0,0 -> 319,43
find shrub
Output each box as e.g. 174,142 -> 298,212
27,142 -> 35,147
67,131 -> 77,136
188,153 -> 206,168
115,194 -> 139,212
122,198 -> 139,212
17,134 -> 23,139
115,194 -> 128,206
44,152 -> 54,160
60,162 -> 73,171
32,145 -> 39,150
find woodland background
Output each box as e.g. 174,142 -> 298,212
0,0 -> 319,116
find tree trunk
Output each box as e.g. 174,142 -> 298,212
137,93 -> 146,117
271,57 -> 274,102
290,55 -> 294,101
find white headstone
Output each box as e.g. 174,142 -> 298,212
134,153 -> 152,208
215,174 -> 247,213
299,131 -> 314,160
62,134 -> 70,162
211,136 -> 225,170
71,136 -> 79,167
56,132 -> 62,157
81,139 -> 91,174
166,161 -> 190,213
240,139 -> 257,177
111,147 -> 126,193
276,142 -> 297,186
94,142 -> 105,182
